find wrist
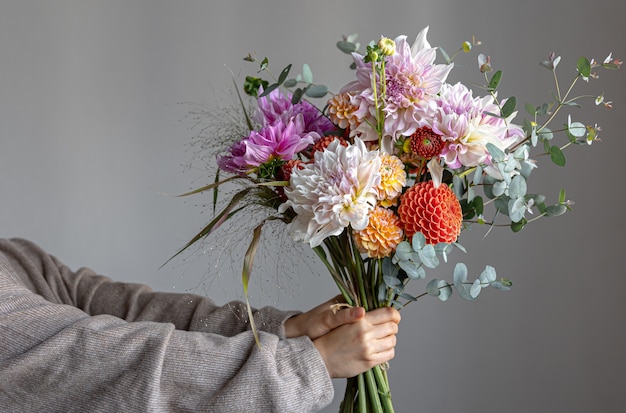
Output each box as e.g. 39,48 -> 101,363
284,313 -> 305,338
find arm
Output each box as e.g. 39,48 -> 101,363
2,238 -> 296,337
0,256 -> 333,412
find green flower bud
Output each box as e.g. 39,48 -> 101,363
378,37 -> 396,56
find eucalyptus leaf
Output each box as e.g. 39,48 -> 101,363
538,128 -> 553,141
489,70 -> 502,91
525,103 -> 536,115
486,143 -> 505,162
452,175 -> 464,199
508,197 -> 526,223
283,79 -> 298,88
411,232 -> 427,250
291,88 -> 304,104
378,283 -> 388,302
550,145 -> 566,166
568,121 -> 587,138
509,175 -> 527,199
501,96 -> 517,118
427,279 -> 441,296
305,84 -> 329,98
418,244 -> 439,269
277,64 -> 292,85
259,82 -> 279,97
438,282 -> 453,301
470,279 -> 482,298
302,64 -> 314,84
453,262 -> 468,286
337,40 -> 358,54
479,265 -> 497,284
398,261 -> 425,279
473,165 -> 484,186
545,204 -> 567,217
510,217 -> 527,232
493,180 -> 507,197
383,275 -> 402,288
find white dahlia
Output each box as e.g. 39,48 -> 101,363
279,138 -> 381,247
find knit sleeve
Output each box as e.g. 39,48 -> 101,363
2,237 -> 298,338
0,243 -> 334,412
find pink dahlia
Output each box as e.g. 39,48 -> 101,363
341,27 -> 452,148
425,82 -> 525,170
217,115 -> 317,175
397,180 -> 462,244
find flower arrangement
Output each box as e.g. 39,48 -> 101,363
172,27 -> 620,412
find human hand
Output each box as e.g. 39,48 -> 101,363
312,306 -> 401,379
284,295 -> 366,340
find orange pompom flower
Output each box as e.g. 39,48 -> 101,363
327,92 -> 360,131
398,180 -> 462,244
354,206 -> 404,258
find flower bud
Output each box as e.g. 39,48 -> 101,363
378,37 -> 396,56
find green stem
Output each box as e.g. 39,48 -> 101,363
340,377 -> 357,413
357,373 -> 367,412
365,369 -> 384,412
373,365 -> 394,412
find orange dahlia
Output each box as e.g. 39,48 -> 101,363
327,92 -> 360,131
398,180 -> 462,244
353,206 -> 404,258
376,153 -> 407,207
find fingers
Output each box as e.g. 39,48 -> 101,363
363,306 -> 401,325
329,306 -> 365,328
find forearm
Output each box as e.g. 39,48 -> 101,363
0,282 -> 332,412
2,237 -> 298,336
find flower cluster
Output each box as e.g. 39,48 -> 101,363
205,26 -> 620,272
178,26 -> 620,413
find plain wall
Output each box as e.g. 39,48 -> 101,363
1,1 -> 624,412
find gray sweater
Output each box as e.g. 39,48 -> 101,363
0,238 -> 334,412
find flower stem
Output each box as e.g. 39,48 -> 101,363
365,369 -> 384,411
357,373 -> 367,412
373,365 -> 394,412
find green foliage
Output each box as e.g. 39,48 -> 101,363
243,76 -> 269,97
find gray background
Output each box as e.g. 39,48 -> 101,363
1,1 -> 624,412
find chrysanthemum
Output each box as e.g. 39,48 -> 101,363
376,153 -> 407,207
397,180 -> 462,244
279,138 -> 381,247
426,82 -> 525,170
353,206 -> 403,258
217,115 -> 317,175
327,92 -> 360,131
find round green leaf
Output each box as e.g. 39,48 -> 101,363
550,146 -> 566,166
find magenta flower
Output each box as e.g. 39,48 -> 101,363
255,88 -> 335,136
217,114 -> 318,175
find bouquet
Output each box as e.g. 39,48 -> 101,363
171,27 -> 620,412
